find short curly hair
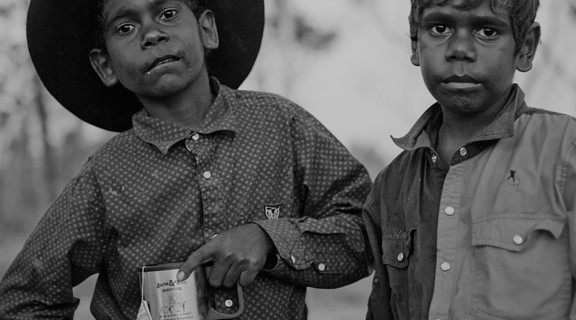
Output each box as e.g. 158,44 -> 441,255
409,0 -> 540,49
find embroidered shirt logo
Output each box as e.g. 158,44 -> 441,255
507,169 -> 520,185
265,205 -> 281,219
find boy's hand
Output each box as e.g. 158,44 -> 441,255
177,223 -> 276,288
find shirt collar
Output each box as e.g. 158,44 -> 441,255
132,77 -> 239,154
392,84 -> 527,151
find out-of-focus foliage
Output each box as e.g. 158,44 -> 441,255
530,2 -> 576,108
0,0 -> 113,236
0,0 -> 49,233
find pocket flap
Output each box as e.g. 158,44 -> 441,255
381,230 -> 413,268
472,214 -> 566,252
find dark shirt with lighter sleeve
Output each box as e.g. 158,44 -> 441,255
364,85 -> 576,320
0,78 -> 372,320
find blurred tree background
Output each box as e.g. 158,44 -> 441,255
1,0 -> 575,319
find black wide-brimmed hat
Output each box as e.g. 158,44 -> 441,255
26,0 -> 264,132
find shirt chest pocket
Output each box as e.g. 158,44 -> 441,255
381,231 -> 413,269
470,214 -> 571,320
381,229 -> 415,320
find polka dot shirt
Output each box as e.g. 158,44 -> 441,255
0,79 -> 372,320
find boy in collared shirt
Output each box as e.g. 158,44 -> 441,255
0,0 -> 372,319
364,0 -> 576,319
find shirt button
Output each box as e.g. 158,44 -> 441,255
459,147 -> 468,157
318,263 -> 326,272
444,206 -> 455,216
397,253 -> 404,262
191,133 -> 200,141
185,142 -> 193,152
431,154 -> 438,163
203,171 -> 211,179
440,262 -> 451,271
225,299 -> 234,307
513,234 -> 524,245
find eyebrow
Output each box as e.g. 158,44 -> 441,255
103,6 -> 136,31
103,0 -> 182,29
421,11 -> 510,28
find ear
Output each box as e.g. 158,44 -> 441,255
89,48 -> 119,87
198,10 -> 219,50
410,39 -> 420,66
516,22 -> 541,72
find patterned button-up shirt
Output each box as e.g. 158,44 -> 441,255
364,85 -> 576,320
0,79 -> 372,320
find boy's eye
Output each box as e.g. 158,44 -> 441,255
476,28 -> 498,39
116,23 -> 135,35
430,25 -> 451,36
160,8 -> 178,21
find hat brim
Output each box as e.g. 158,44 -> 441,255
26,0 -> 264,132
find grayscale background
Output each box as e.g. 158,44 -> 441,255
1,1 -> 575,319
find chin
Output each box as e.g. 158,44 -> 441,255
438,95 -> 483,114
152,78 -> 192,95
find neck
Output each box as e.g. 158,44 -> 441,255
139,74 -> 214,130
440,111 -> 494,145
436,88 -> 513,167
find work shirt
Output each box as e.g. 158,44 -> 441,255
0,79 -> 372,320
364,85 -> 576,320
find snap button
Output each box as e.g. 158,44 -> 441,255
513,234 -> 524,245
397,252 -> 404,262
440,262 -> 451,271
211,233 -> 218,239
185,142 -> 193,152
459,147 -> 468,157
318,263 -> 326,272
431,154 -> 438,163
192,133 -> 200,141
444,206 -> 455,216
203,171 -> 211,179
225,299 -> 233,307
290,255 -> 296,264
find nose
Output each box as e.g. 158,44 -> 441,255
445,29 -> 476,62
141,23 -> 169,49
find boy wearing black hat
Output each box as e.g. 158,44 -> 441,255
0,0 -> 372,319
363,0 -> 576,319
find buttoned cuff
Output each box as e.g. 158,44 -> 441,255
252,219 -> 312,270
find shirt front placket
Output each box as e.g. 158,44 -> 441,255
427,159 -> 466,320
427,120 -> 515,320
185,132 -> 224,242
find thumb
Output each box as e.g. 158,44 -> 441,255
177,244 -> 214,281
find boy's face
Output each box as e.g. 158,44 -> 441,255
89,0 -> 218,99
410,0 -> 540,117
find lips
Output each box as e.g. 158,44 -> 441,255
145,55 -> 181,73
441,74 -> 481,90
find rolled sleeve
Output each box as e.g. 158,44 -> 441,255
255,214 -> 369,288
